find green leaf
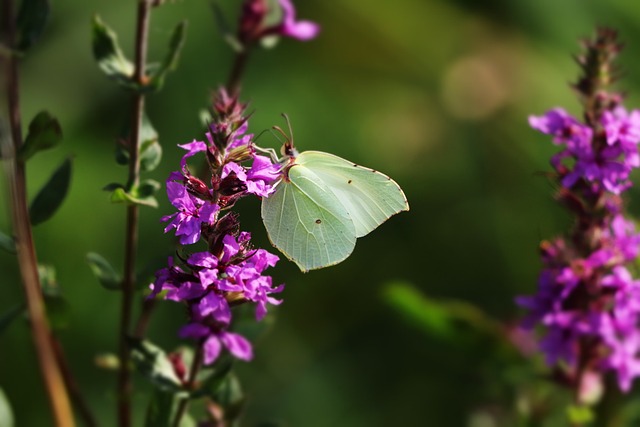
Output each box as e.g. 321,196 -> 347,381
147,21 -> 188,92
0,304 -> 25,336
145,389 -> 195,427
140,139 -> 162,172
91,15 -> 135,89
213,372 -> 245,423
0,232 -> 16,254
129,338 -> 184,393
86,252 -> 121,291
566,405 -> 594,425
109,180 -> 160,208
0,388 -> 14,427
384,282 -> 504,345
18,111 -> 62,161
15,0 -> 50,52
29,157 -> 72,226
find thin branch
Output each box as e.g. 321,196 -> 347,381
1,1 -> 75,426
226,49 -> 249,97
117,1 -> 153,426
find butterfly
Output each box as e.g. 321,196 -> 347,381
261,120 -> 409,272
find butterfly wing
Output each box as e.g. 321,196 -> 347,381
296,151 -> 409,238
261,162 -> 356,272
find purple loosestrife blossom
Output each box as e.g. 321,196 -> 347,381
152,89 -> 283,365
238,0 -> 320,45
517,29 -> 640,397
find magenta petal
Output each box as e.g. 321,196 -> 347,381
203,335 -> 223,365
221,332 -> 253,361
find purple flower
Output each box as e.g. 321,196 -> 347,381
529,107 -> 640,194
179,323 -> 253,365
178,139 -> 207,169
274,0 -> 320,41
161,181 -> 219,245
221,155 -> 280,198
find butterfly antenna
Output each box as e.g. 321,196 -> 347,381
276,113 -> 297,157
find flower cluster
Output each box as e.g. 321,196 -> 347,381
530,106 -> 640,195
517,29 -> 640,396
151,89 -> 284,365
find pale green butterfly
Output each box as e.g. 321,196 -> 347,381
261,121 -> 409,272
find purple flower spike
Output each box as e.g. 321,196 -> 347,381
518,28 -> 640,395
155,104 -> 285,368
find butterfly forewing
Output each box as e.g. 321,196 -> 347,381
296,151 -> 409,238
261,163 -> 356,272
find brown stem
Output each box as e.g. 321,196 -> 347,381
117,1 -> 153,426
1,1 -> 75,426
171,343 -> 204,427
133,298 -> 156,339
226,49 -> 249,97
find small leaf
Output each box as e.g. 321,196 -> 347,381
18,111 -> 62,161
145,389 -> 196,427
140,139 -> 162,172
92,15 -> 136,89
129,338 -> 184,393
213,372 -> 245,422
0,388 -> 14,427
138,179 -> 161,197
86,252 -> 122,291
15,0 -> 50,52
0,304 -> 26,336
566,405 -> 594,424
109,180 -> 159,208
29,157 -> 72,226
146,21 -> 188,92
0,232 -> 16,254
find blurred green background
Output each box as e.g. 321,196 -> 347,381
5,0 -> 640,426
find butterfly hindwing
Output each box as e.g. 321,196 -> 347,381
296,151 -> 409,237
